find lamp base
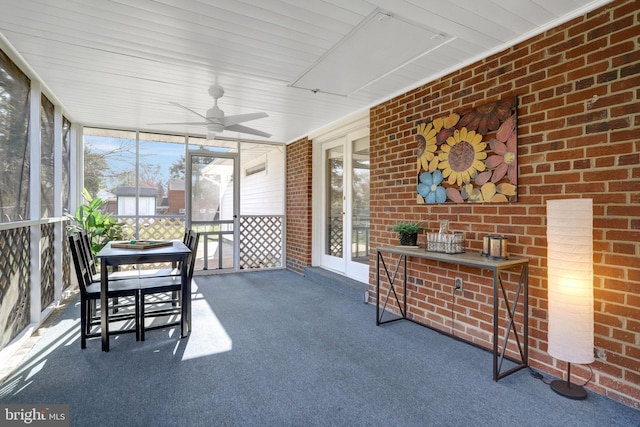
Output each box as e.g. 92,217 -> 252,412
550,379 -> 588,400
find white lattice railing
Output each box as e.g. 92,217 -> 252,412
0,220 -> 72,353
116,215 -> 284,271
117,215 -> 186,241
240,216 -> 283,269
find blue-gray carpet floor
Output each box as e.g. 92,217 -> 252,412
1,270 -> 638,426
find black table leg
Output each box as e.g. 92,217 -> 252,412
181,254 -> 190,338
101,258 -> 109,352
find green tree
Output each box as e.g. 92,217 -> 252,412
169,154 -> 186,180
168,145 -> 205,181
83,145 -> 108,197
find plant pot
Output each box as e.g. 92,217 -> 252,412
398,232 -> 418,246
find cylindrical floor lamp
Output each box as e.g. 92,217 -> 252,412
546,198 -> 594,400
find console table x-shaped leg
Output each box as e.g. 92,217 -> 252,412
375,247 -> 529,381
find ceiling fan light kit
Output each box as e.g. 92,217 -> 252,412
151,84 -> 271,139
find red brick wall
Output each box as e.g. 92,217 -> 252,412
286,137 -> 313,273
167,189 -> 185,214
368,0 -> 639,408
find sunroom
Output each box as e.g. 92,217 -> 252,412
0,0 -> 638,418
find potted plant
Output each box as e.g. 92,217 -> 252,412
66,189 -> 124,255
392,222 -> 425,246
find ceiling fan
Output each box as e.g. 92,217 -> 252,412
151,85 -> 271,139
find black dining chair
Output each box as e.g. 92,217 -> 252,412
135,229 -> 196,309
68,233 -> 141,349
138,230 -> 199,341
77,229 -> 141,318
136,228 -> 193,279
78,229 -> 140,282
77,229 -> 98,277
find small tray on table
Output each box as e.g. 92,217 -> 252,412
111,240 -> 173,250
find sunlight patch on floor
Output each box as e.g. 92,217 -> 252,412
180,283 -> 232,361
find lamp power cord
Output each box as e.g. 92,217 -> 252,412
529,365 -> 593,387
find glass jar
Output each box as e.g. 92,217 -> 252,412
439,219 -> 449,235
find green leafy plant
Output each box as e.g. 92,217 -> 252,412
392,222 -> 425,246
392,222 -> 425,234
66,188 -> 124,254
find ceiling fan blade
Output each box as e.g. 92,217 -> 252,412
221,112 -> 268,127
169,101 -> 209,120
148,121 -> 209,126
225,124 -> 271,138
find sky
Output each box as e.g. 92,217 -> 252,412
84,135 -> 186,191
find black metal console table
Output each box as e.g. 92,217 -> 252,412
376,246 -> 529,381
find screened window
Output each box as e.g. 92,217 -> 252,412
83,128 -> 186,240
0,49 -> 30,223
40,94 -> 54,218
138,131 -> 185,216
83,128 -> 136,204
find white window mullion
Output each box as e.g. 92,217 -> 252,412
53,105 -> 63,302
69,123 -> 82,214
29,81 -> 42,322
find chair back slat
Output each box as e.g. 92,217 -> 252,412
68,233 -> 94,296
174,229 -> 198,273
186,230 -> 200,281
78,230 -> 97,276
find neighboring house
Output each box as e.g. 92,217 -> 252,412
96,189 -> 117,214
116,186 -> 158,216
167,179 -> 186,215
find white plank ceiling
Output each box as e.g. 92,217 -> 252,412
0,0 -> 611,143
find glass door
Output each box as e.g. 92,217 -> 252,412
187,152 -> 238,272
322,141 -> 345,271
320,129 -> 370,281
350,134 -> 370,277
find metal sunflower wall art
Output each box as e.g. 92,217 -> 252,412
416,96 -> 517,204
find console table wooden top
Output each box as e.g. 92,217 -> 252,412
377,246 -> 528,271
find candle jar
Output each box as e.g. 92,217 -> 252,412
482,235 -> 494,257
489,236 -> 508,260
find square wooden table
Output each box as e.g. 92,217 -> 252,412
95,241 -> 191,352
